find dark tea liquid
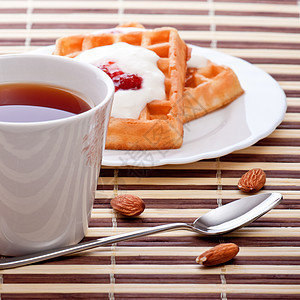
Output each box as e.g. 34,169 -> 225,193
0,83 -> 92,122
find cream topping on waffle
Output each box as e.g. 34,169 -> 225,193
74,42 -> 165,119
187,51 -> 207,68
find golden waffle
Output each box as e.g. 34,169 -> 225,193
113,23 -> 244,124
183,61 -> 244,123
54,27 -> 189,150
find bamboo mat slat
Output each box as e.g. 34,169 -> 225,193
1,1 -> 299,13
0,0 -> 300,299
4,264 -> 300,275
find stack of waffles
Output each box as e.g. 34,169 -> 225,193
54,23 -> 244,150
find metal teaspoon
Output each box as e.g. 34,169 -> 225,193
0,192 -> 282,270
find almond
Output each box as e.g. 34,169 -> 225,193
196,243 -> 239,266
110,194 -> 145,217
238,168 -> 266,193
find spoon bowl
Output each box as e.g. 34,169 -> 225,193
191,192 -> 282,235
0,192 -> 282,270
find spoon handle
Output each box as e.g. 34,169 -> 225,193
0,222 -> 191,270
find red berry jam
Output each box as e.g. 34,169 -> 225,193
97,61 -> 143,92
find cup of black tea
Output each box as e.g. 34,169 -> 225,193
0,54 -> 114,256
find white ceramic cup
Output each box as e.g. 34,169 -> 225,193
0,54 -> 114,256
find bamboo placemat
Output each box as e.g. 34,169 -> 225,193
0,0 -> 300,299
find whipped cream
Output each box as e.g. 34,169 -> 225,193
75,42 -> 165,119
187,50 -> 208,68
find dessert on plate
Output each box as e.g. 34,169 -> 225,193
53,23 -> 244,150
54,25 -> 189,150
184,56 -> 244,123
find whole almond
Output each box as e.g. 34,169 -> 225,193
238,168 -> 266,193
196,243 -> 239,266
110,194 -> 145,217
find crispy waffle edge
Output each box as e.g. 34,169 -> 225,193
183,61 -> 245,123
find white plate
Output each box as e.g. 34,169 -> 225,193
31,44 -> 286,167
